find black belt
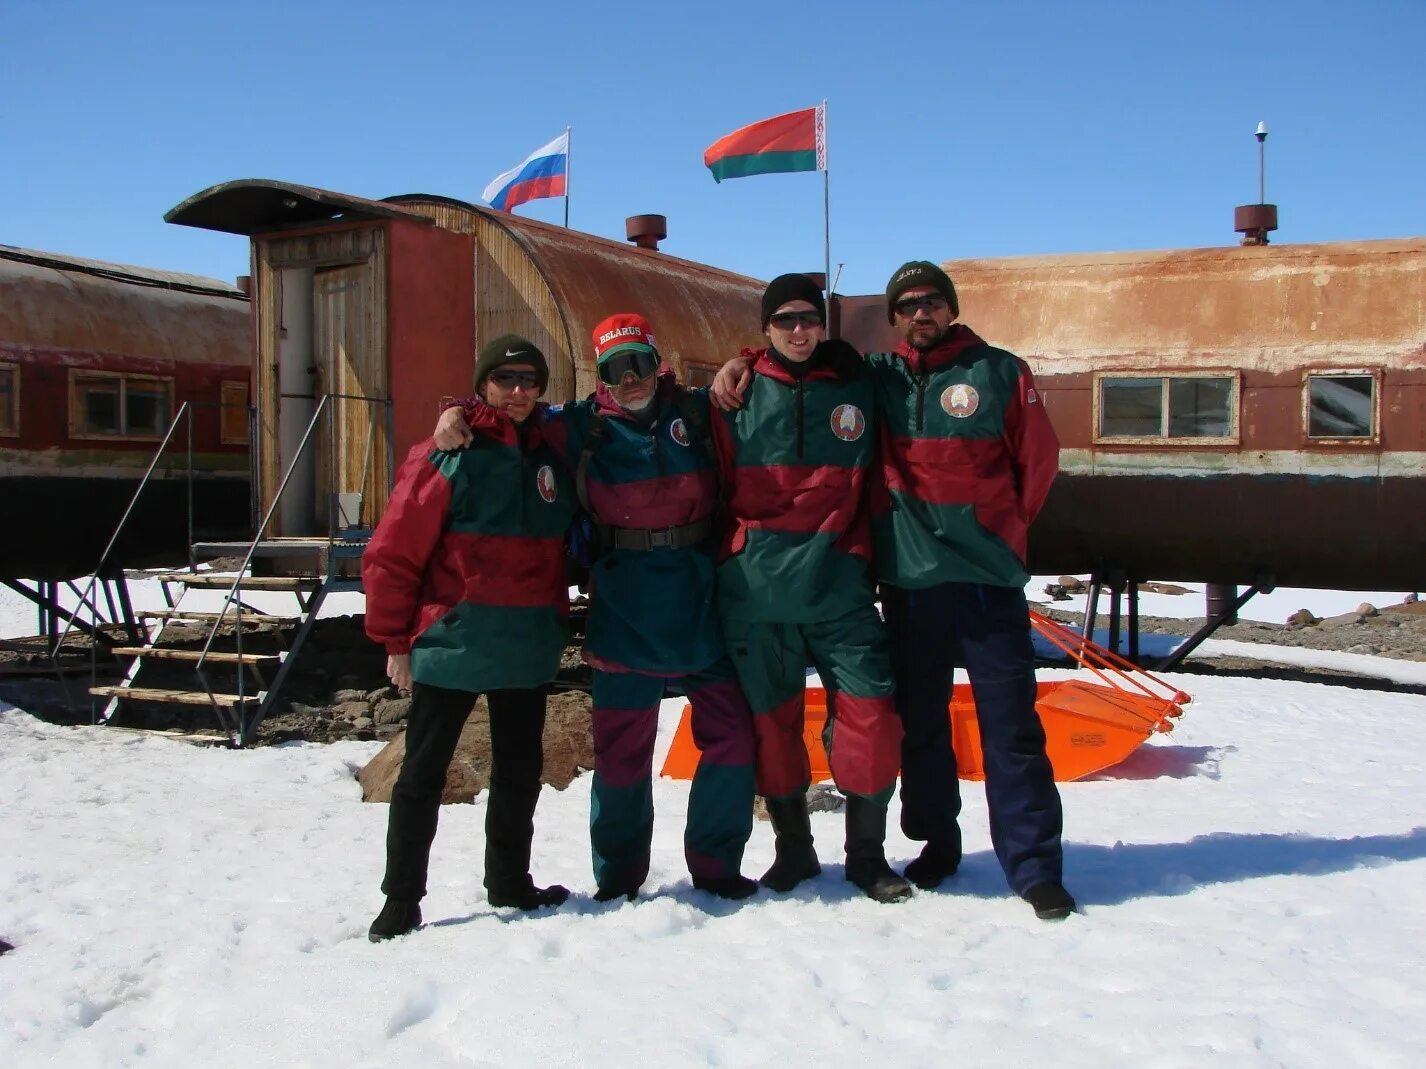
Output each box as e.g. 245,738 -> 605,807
604,518 -> 713,551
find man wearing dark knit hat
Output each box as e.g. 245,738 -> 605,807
364,334 -> 575,941
708,272 -> 913,905
712,261 -> 1073,920
871,260 -> 1071,921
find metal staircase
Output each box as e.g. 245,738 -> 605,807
62,391 -> 389,746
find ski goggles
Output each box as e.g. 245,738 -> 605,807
597,346 -> 660,386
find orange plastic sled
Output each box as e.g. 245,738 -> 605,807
659,611 -> 1190,783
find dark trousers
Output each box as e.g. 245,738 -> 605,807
882,582 -> 1063,894
382,682 -> 548,901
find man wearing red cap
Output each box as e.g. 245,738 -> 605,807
434,314 -> 758,904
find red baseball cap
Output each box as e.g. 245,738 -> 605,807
592,313 -> 658,366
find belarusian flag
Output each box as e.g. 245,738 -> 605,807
703,104 -> 826,183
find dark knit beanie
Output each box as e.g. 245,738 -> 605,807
885,260 -> 958,323
474,333 -> 549,392
761,273 -> 827,328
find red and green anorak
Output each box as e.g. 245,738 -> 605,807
711,348 -> 878,622
362,400 -> 577,693
868,326 -> 1059,589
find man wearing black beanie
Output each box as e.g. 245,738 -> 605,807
709,273 -> 913,905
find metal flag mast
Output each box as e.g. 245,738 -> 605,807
818,101 -> 830,307
564,125 -> 572,228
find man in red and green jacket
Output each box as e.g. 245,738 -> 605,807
873,261 -> 1072,920
434,314 -> 758,904
710,273 -> 911,904
363,335 -> 577,941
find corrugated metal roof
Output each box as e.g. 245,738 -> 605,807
0,246 -> 250,367
0,245 -> 244,298
389,193 -> 767,383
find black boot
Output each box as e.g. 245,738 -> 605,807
488,878 -> 571,911
903,839 -> 961,889
593,884 -> 639,903
368,897 -> 423,942
692,874 -> 760,900
1023,881 -> 1076,920
844,796 -> 913,904
760,794 -> 822,893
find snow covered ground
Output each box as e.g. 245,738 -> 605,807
3,587 -> 1424,1067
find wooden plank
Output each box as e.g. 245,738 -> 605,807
109,648 -> 279,665
150,574 -> 318,590
89,686 -> 259,707
137,610 -> 293,625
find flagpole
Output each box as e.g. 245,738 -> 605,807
564,126 -> 571,228
820,100 -> 832,330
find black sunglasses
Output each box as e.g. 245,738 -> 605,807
768,310 -> 824,330
894,295 -> 949,316
598,347 -> 660,386
489,369 -> 540,389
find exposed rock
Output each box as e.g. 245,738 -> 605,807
352,716 -> 374,732
330,700 -> 370,722
1285,609 -> 1321,630
1139,581 -> 1193,595
0,938 -> 14,956
372,697 -> 410,726
1057,575 -> 1087,593
332,688 -> 369,704
1355,603 -> 1379,619
358,690 -> 593,804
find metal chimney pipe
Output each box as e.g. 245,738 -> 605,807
625,215 -> 667,251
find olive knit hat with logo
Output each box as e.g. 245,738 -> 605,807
475,333 -> 549,392
885,260 -> 959,323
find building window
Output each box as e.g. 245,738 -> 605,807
220,381 -> 250,445
684,362 -> 719,389
0,364 -> 16,436
1096,373 -> 1237,442
69,371 -> 174,439
1306,373 -> 1376,439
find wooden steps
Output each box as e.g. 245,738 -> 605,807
152,574 -> 319,591
109,647 -> 279,666
90,685 -> 260,708
138,609 -> 294,626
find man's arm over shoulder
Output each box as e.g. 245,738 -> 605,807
361,444 -> 456,654
1001,356 -> 1059,523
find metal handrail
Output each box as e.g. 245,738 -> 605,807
49,398 -> 251,730
193,391 -> 393,743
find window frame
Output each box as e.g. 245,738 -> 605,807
683,361 -> 720,389
1301,368 -> 1381,446
1091,369 -> 1241,445
0,362 -> 17,438
219,380 -> 251,446
67,369 -> 176,442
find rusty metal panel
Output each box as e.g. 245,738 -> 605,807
0,247 -> 248,369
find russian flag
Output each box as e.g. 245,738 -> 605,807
482,131 -> 569,213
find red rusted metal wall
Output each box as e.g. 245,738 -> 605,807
385,219 -> 476,464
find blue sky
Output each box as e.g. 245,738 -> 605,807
4,0 -> 1423,296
